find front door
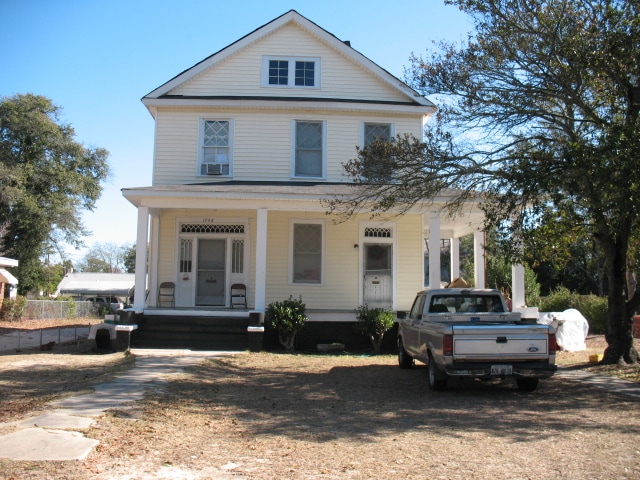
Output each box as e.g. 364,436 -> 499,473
196,239 -> 226,306
363,243 -> 393,308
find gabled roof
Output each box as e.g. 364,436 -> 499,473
143,9 -> 434,109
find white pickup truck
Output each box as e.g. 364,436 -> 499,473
397,288 -> 557,392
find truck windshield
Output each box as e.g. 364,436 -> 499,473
429,295 -> 504,313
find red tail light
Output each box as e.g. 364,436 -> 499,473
548,333 -> 558,354
443,334 -> 453,356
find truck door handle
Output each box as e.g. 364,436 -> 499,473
496,337 -> 508,343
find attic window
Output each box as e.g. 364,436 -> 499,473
262,56 -> 320,88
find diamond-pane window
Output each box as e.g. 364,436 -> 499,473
364,123 -> 391,146
202,120 -> 230,173
295,121 -> 323,177
293,223 -> 322,284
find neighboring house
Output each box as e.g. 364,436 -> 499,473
0,257 -> 19,307
123,10 -> 526,343
55,272 -> 135,303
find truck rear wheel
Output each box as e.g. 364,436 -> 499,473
427,355 -> 448,391
397,338 -> 413,369
516,378 -> 539,392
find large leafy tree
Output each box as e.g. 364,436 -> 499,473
77,242 -> 130,273
0,94 -> 109,293
327,0 -> 640,364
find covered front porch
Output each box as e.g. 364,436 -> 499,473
121,182 -> 528,349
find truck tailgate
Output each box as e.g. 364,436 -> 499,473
452,324 -> 550,360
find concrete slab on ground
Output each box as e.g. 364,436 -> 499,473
0,427 -> 99,461
0,349 -> 240,462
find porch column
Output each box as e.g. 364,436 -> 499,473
512,264 -> 526,309
133,206 -> 149,313
450,237 -> 460,280
254,208 -> 268,311
474,230 -> 486,288
428,213 -> 441,288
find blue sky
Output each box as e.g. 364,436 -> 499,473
1,0 -> 472,265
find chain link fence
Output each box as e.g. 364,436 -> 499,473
22,300 -> 100,320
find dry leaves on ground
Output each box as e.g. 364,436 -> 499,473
0,336 -> 639,479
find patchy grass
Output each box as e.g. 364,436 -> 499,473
0,345 -> 134,424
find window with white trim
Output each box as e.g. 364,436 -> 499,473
364,123 -> 392,147
294,120 -> 324,178
292,222 -> 323,284
199,119 -> 232,176
262,56 -> 320,88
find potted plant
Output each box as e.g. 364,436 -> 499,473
266,295 -> 308,352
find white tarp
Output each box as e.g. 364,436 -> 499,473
538,308 -> 590,352
55,272 -> 135,298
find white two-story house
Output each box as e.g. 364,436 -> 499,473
123,10 -> 517,348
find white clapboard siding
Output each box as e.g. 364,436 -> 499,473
170,22 -> 410,104
396,215 -> 426,311
154,208 -> 423,312
152,108 -> 424,185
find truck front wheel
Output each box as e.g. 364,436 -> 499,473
516,378 -> 539,392
398,338 -> 414,369
427,355 -> 448,391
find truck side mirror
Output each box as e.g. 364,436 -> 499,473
396,311 -> 407,320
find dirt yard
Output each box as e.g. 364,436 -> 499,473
0,333 -> 639,479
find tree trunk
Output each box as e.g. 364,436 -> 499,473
602,240 -> 638,364
371,334 -> 386,355
279,331 -> 297,352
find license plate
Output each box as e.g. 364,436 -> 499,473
491,365 -> 513,375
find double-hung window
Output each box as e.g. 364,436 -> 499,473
200,119 -> 231,176
292,222 -> 323,284
263,56 -> 320,88
293,120 -> 324,178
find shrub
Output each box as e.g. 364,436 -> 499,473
575,295 -> 608,335
538,286 -> 575,312
266,296 -> 308,351
1,296 -> 27,323
354,304 -> 395,354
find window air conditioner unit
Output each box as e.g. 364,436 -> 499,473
202,163 -> 224,175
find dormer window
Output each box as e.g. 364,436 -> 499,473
262,56 -> 320,88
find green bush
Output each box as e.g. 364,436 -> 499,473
1,296 -> 27,323
538,286 -> 575,312
354,304 -> 395,354
537,287 -> 608,335
266,296 -> 308,351
576,295 -> 608,335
